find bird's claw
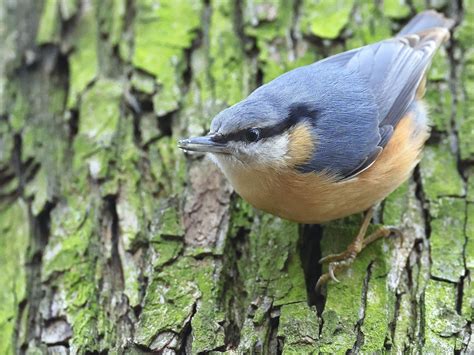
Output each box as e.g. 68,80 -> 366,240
319,251 -> 350,264
315,273 -> 331,292
328,263 -> 340,283
315,223 -> 402,292
316,253 -> 357,291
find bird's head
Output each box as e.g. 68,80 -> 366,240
179,96 -> 316,173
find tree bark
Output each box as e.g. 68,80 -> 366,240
0,0 -> 472,353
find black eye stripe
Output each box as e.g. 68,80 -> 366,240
212,103 -> 318,143
214,120 -> 297,143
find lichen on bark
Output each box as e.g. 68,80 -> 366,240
0,0 -> 472,353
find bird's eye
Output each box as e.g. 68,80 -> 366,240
245,128 -> 261,143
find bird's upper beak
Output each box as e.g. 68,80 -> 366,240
178,135 -> 230,154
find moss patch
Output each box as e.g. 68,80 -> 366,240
0,202 -> 29,355
424,280 -> 466,352
420,140 -> 465,200
301,0 -> 354,39
67,2 -> 99,107
133,0 -> 202,115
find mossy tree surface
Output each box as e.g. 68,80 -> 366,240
0,0 -> 472,353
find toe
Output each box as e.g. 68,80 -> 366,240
328,263 -> 340,283
319,251 -> 348,264
315,273 -> 330,291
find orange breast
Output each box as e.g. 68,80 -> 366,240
225,111 -> 429,224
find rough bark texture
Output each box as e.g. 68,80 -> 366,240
0,0 -> 472,353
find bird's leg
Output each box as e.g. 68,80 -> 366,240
315,208 -> 394,291
319,208 -> 374,265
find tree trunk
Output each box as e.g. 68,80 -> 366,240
1,0 -> 472,353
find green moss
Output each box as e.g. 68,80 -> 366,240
24,167 -> 49,216
392,292 -> 415,352
424,82 -> 453,131
0,201 -> 29,355
45,199 -> 123,352
42,197 -> 91,279
9,82 -> 28,132
97,0 -> 125,46
347,2 -> 392,49
301,0 -> 354,39
424,280 -> 465,352
319,216 -> 393,352
112,128 -> 143,244
457,48 -> 474,160
209,0 -> 248,105
238,317 -> 268,353
383,0 -> 410,20
133,0 -> 202,115
244,1 -> 314,83
151,240 -> 182,268
131,71 -> 156,95
190,262 -> 226,352
468,169 -> 474,203
135,257 -> 205,347
68,3 -> 99,107
178,55 -> 214,134
115,182 -> 142,249
64,261 -> 114,351
271,252 -> 308,306
463,203 -> 474,319
235,215 -> 306,306
148,137 -> 187,197
175,0 -> 248,136
0,120 -> 12,164
430,198 -> 466,282
456,1 -> 474,161
149,203 -> 185,268
247,215 -> 293,281
361,253 -> 394,352
412,0 -> 447,11
278,302 -> 319,354
110,118 -> 152,307
77,79 -> 122,146
454,0 -> 474,46
230,211 -> 308,351
382,181 -> 410,225
466,203 -> 474,273
73,79 -> 122,176
59,0 -> 80,20
429,46 -> 450,81
461,275 -> 473,322
228,198 -> 254,236
319,216 -> 366,352
157,206 -> 184,237
37,0 -> 60,44
139,115 -> 161,147
419,140 -> 465,200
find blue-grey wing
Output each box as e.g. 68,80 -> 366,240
299,23 -> 450,179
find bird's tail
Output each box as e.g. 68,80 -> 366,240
396,11 -> 454,100
397,10 -> 455,37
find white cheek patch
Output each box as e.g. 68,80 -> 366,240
208,134 -> 290,174
239,134 -> 290,166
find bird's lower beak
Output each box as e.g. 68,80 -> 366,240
178,135 -> 230,154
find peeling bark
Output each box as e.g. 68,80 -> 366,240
0,0 -> 472,353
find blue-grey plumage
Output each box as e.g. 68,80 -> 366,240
179,10 -> 453,224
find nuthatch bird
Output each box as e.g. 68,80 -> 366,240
179,11 -> 454,289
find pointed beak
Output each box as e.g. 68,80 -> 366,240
178,135 -> 230,154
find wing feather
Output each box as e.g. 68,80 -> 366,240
335,27 -> 450,179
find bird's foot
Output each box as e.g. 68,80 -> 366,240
315,226 -> 398,291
